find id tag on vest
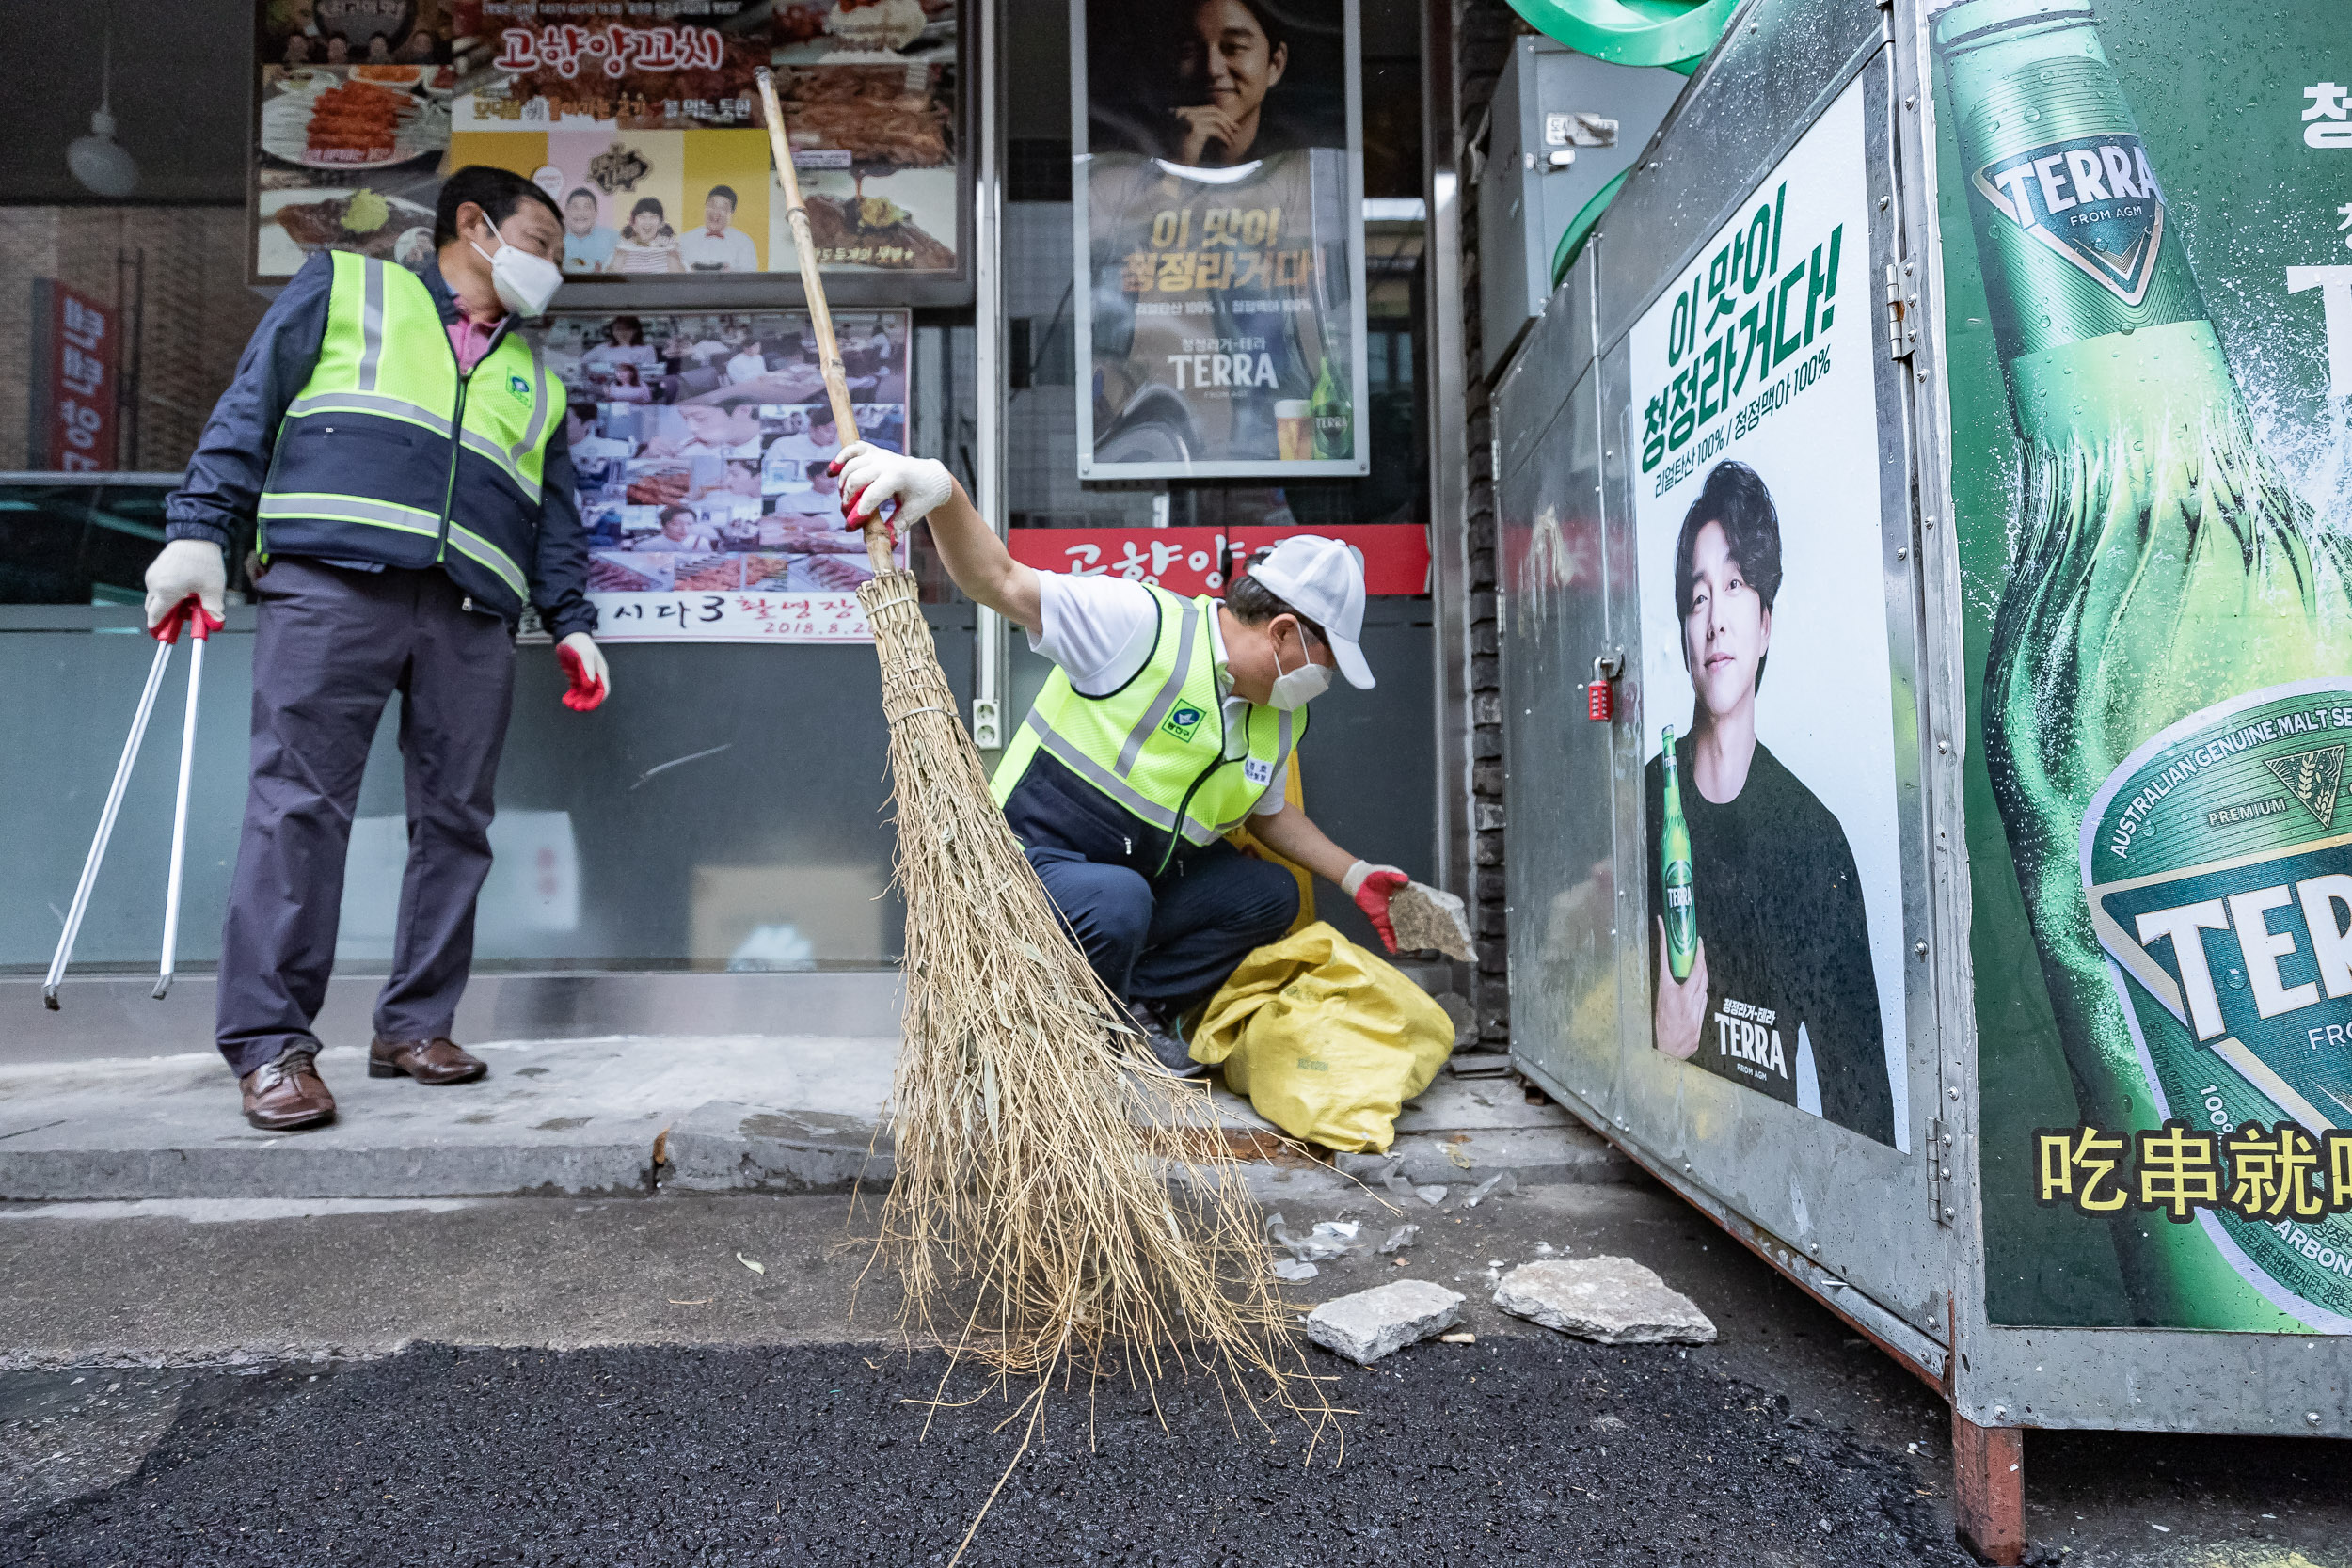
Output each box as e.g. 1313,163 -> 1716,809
1244,757 -> 1275,788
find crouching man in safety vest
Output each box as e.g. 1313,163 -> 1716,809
141,166 -> 610,1130
826,443 -> 1413,1075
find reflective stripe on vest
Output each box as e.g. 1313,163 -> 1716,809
990,586 -> 1299,847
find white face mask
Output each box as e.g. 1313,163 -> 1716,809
1265,628 -> 1333,711
471,230 -> 564,318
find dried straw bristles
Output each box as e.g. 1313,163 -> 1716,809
855,571 -> 1335,1486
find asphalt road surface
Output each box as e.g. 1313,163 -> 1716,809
2,1338 -> 1961,1567
2,1183 -> 2347,1565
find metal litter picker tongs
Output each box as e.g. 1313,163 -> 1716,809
43,594 -> 221,1009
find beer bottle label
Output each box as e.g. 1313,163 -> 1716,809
2084,681 -> 2352,1331
1970,132 -> 2167,307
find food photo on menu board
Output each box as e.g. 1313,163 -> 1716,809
251,0 -> 961,280
541,310 -> 913,641
772,0 -> 956,62
764,64 -> 959,274
1073,0 -> 1366,481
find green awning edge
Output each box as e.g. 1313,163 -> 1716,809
1551,166 -> 1628,288
1502,0 -> 1741,71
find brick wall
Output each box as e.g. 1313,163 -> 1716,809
1,206 -> 265,473
1454,0 -> 1523,1049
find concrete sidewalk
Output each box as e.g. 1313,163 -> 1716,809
0,1035 -> 1629,1202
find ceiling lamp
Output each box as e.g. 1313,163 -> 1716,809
68,8 -> 137,198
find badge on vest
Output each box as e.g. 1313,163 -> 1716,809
507,372 -> 531,399
1160,704 -> 1205,742
1244,756 -> 1275,787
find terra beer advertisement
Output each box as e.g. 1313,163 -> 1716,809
1932,0 -> 2352,1332
1631,75 -> 1912,1152
1070,0 -> 1368,481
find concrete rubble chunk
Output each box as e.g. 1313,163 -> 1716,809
1491,1257 -> 1717,1345
1389,881 -> 1474,960
1304,1278 -> 1466,1365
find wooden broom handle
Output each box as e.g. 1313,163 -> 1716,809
755,67 -> 892,578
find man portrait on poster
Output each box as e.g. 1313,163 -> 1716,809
1643,460 -> 1895,1146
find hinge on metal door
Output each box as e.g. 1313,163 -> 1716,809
1884,261 -> 1918,362
1928,1117 -> 1955,1227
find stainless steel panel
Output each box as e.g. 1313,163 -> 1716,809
1499,265 -> 1619,1126
1593,0 -> 1887,355
1502,38 -> 1950,1349
1494,249 -> 1597,483
1480,40 -> 1689,380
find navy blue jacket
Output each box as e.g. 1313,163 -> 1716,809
163,252 -> 596,639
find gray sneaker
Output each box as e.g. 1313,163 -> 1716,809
1135,1001 -> 1208,1079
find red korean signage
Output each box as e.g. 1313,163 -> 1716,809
31,280 -> 118,472
1006,525 -> 1429,597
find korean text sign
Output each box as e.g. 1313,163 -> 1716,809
29,281 -> 117,472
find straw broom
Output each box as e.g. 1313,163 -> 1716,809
754,70 -> 1334,1547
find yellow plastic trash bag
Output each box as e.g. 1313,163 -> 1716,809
1190,921 -> 1453,1154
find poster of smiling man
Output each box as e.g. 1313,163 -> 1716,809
1630,77 -> 1909,1149
1071,0 -> 1367,480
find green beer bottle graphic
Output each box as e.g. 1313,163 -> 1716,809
1939,0 -> 2352,1329
1661,726 -> 1698,982
1309,346 -> 1352,460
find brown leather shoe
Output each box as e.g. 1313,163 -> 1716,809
239,1050 -> 336,1131
369,1036 -> 487,1085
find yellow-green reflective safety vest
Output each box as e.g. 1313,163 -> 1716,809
257,252 -> 562,619
991,585 -> 1302,865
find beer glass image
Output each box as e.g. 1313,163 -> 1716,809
1939,0 -> 2352,1329
1275,399 -> 1313,461
1645,461 -> 1894,1145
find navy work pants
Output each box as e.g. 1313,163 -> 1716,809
1027,839 -> 1298,1013
215,560 -> 516,1077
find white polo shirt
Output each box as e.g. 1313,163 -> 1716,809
1028,574 -> 1284,816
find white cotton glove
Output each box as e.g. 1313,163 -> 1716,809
143,539 -> 228,632
557,631 -> 610,712
834,441 -> 953,544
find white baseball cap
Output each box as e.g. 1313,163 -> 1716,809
1248,534 -> 1375,689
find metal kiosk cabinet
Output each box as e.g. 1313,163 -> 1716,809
1492,0 -> 2352,1560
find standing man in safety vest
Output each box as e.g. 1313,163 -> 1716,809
825,443 -> 1413,1075
141,166 -> 610,1131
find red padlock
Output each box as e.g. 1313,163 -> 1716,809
1587,653 -> 1622,722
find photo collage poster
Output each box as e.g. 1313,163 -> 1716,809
253,0 -> 958,282
541,309 -> 912,641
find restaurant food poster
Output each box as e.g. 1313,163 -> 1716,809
1070,0 -> 1367,480
1930,0 -> 2352,1332
539,309 -> 911,641
1629,76 -> 1910,1152
251,0 -> 960,282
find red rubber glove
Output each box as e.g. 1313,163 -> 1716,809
556,632 -> 609,713
1343,861 -> 1411,955
150,596 -> 225,645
